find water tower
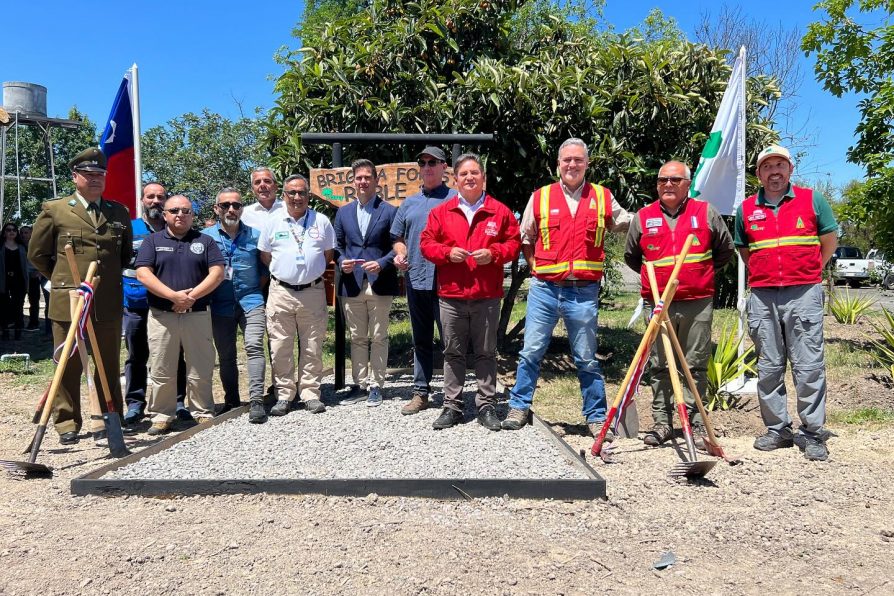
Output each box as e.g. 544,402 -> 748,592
0,82 -> 82,221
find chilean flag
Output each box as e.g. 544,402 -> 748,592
100,77 -> 137,217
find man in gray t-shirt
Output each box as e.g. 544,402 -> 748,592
391,146 -> 457,415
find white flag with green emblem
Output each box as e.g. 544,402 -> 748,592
689,46 -> 746,216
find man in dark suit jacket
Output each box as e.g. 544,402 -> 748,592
334,159 -> 398,407
28,147 -> 133,444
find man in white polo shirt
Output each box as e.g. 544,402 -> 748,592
259,174 -> 335,415
242,166 -> 284,231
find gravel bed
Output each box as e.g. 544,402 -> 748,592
106,374 -> 589,481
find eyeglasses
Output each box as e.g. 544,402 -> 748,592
217,201 -> 243,211
657,177 -> 689,185
417,159 -> 442,167
283,189 -> 309,197
165,208 -> 193,215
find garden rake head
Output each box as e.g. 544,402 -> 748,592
0,458 -> 52,479
669,457 -> 717,479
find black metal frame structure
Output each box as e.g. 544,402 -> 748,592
300,132 -> 495,390
71,408 -> 606,500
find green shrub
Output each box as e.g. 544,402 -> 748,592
828,288 -> 874,324
707,323 -> 756,411
867,307 -> 894,378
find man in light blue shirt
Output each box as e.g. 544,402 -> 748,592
391,146 -> 457,414
202,187 -> 269,423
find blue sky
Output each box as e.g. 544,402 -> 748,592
1,0 -> 864,188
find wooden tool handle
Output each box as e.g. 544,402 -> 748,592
37,261 -> 98,427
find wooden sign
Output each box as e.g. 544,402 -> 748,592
310,162 -> 455,208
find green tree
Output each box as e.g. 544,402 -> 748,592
833,179 -> 875,252
803,1 -> 890,250
142,109 -> 266,219
1,107 -> 98,224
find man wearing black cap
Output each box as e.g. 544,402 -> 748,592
28,147 -> 133,445
391,146 -> 457,414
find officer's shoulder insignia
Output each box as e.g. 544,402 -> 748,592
796,217 -> 805,229
68,199 -> 77,206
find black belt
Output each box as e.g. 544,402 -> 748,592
549,279 -> 596,288
274,276 -> 323,291
158,305 -> 207,313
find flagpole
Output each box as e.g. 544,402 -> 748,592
736,46 -> 747,353
130,63 -> 143,218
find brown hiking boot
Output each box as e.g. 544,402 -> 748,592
588,422 -> 614,443
643,423 -> 672,446
692,423 -> 707,451
501,407 -> 529,430
401,392 -> 429,416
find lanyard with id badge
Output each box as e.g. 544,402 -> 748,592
288,211 -> 315,266
221,228 -> 242,281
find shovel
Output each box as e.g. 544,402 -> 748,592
0,261 -> 98,477
645,263 -> 716,479
63,246 -> 130,458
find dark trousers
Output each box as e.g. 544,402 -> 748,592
123,306 -> 186,409
0,283 -> 26,331
26,275 -> 41,325
51,318 -> 123,434
439,297 -> 499,412
406,283 -> 443,393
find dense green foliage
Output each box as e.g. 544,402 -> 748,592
804,0 -> 894,253
141,109 -> 266,218
267,0 -> 780,213
1,107 -> 98,224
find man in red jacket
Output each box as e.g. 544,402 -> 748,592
420,153 -> 521,430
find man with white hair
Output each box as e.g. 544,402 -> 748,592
502,138 -> 631,437
735,144 -> 838,461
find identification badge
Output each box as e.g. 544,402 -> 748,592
645,217 -> 663,228
225,266 -> 234,280
550,208 -> 561,215
690,216 -> 699,229
295,253 -> 306,266
647,227 -> 659,236
748,210 -> 766,222
275,231 -> 290,240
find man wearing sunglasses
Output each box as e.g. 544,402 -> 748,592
391,146 -> 458,415
135,195 -> 225,435
202,188 -> 269,423
121,182 -> 189,427
335,159 -> 398,407
28,147 -> 133,445
624,160 -> 734,448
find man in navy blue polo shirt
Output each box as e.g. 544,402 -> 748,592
136,195 -> 225,435
202,187 -> 269,423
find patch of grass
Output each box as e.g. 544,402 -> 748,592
828,407 -> 894,426
825,337 -> 877,369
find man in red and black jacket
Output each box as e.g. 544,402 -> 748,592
625,160 -> 735,448
420,153 -> 521,431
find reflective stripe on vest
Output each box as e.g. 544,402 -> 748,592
539,187 -> 552,250
538,183 -> 605,252
748,235 -> 820,251
652,250 -> 714,268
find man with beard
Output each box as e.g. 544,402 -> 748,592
202,188 -> 268,423
735,144 -> 838,461
122,183 -> 188,425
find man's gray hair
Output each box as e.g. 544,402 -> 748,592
283,174 -> 309,187
659,161 -> 692,179
251,166 -> 277,183
454,152 -> 484,172
215,186 -> 242,202
558,138 -> 588,157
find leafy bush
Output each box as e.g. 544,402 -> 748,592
707,323 -> 755,411
828,288 -> 875,324
867,307 -> 894,379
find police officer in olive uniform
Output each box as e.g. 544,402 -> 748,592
28,147 -> 133,444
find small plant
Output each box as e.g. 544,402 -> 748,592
706,323 -> 756,411
866,307 -> 894,378
828,288 -> 875,324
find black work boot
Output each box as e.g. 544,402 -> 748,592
248,399 -> 268,424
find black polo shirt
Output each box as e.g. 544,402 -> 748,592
134,228 -> 225,311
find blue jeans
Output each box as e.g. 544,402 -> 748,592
508,278 -> 606,423
406,283 -> 443,394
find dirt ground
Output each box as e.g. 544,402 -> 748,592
0,325 -> 892,595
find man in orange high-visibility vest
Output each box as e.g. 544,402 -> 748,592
502,138 -> 632,437
625,160 -> 735,448
735,145 -> 838,461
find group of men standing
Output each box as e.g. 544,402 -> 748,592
26,137 -> 836,461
